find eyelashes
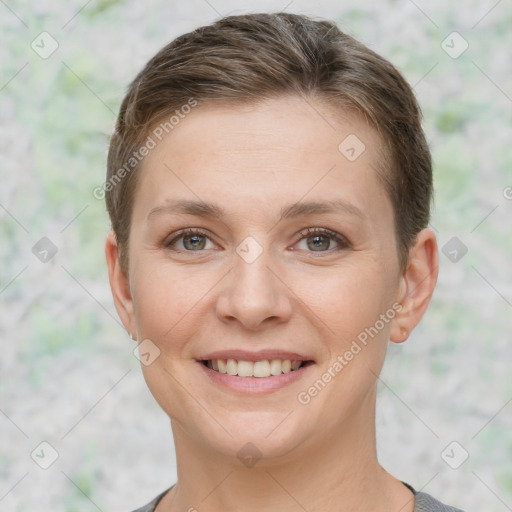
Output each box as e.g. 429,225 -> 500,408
165,228 -> 213,251
164,227 -> 351,254
295,227 -> 350,252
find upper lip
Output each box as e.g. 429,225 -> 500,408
197,349 -> 314,363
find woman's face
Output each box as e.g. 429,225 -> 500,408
115,95 -> 408,460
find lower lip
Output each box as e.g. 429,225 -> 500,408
197,361 -> 315,395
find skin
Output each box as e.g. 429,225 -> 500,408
105,95 -> 438,512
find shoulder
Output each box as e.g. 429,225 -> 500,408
130,484 -> 464,512
413,489 -> 465,512
402,481 -> 464,512
129,488 -> 172,512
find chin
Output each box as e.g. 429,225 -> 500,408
211,411 -> 318,464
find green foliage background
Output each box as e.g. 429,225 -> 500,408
1,1 -> 511,510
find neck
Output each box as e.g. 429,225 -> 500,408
158,386 -> 414,512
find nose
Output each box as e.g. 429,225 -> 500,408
215,242 -> 293,331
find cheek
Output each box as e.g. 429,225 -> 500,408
131,267 -> 204,417
296,262 -> 394,339
131,265 -> 195,343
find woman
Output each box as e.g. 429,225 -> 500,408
104,12 -> 463,512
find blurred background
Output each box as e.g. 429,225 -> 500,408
1,0 -> 511,510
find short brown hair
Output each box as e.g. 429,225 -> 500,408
106,12 -> 432,274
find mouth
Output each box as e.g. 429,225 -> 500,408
195,350 -> 316,394
199,358 -> 315,378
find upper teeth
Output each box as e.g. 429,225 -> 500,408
207,359 -> 303,377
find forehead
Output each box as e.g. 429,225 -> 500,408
134,95 -> 391,226
149,96 -> 384,164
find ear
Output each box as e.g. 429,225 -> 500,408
105,230 -> 136,337
390,228 -> 438,343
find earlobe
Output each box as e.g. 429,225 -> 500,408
105,230 -> 136,336
390,228 -> 439,344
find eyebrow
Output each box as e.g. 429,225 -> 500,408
147,198 -> 366,222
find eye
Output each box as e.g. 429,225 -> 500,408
165,228 -> 215,251
294,227 -> 350,253
164,227 -> 350,254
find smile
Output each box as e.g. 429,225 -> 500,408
197,357 -> 315,395
202,358 -> 313,378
